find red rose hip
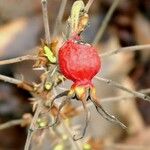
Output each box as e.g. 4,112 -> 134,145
58,38 -> 101,89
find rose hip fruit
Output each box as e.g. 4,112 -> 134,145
58,38 -> 101,90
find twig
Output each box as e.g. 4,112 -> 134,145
93,0 -> 120,44
0,119 -> 22,130
95,76 -> 150,102
52,0 -> 67,38
0,55 -> 38,65
85,0 -> 94,12
0,74 -> 22,85
0,74 -> 34,92
102,88 -> 150,103
41,0 -> 51,44
101,44 -> 150,57
24,101 -> 42,150
77,88 -> 150,111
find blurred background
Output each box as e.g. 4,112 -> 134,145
0,0 -> 150,149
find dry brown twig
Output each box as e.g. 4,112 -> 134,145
0,55 -> 38,65
0,74 -> 22,85
0,74 -> 34,92
0,113 -> 32,130
95,76 -> 150,102
24,101 -> 43,150
101,44 -> 150,57
0,119 -> 22,130
41,0 -> 51,44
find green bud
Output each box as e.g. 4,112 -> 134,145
53,144 -> 64,150
36,118 -> 47,128
44,46 -> 57,63
45,82 -> 53,90
83,143 -> 91,150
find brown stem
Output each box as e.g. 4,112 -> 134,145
0,55 -> 38,65
0,119 -> 22,130
101,44 -> 150,57
41,0 -> 51,44
24,101 -> 42,150
95,76 -> 150,102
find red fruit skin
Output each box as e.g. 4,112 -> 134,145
58,39 -> 101,88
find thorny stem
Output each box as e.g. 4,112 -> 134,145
24,101 -> 42,150
101,44 -> 150,57
0,74 -> 22,85
0,119 -> 22,130
95,76 -> 150,102
41,0 -> 51,44
102,88 -> 150,103
93,0 -> 120,44
0,55 -> 38,65
52,0 -> 67,38
0,74 -> 34,92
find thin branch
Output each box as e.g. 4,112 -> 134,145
101,44 -> 150,57
41,0 -> 51,44
0,55 -> 38,65
85,0 -> 94,12
93,0 -> 120,45
24,101 -> 42,150
77,88 -> 150,111
0,119 -> 22,130
0,74 -> 34,92
102,89 -> 150,103
0,74 -> 22,85
52,0 -> 67,38
95,76 -> 150,102
102,88 -> 150,103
